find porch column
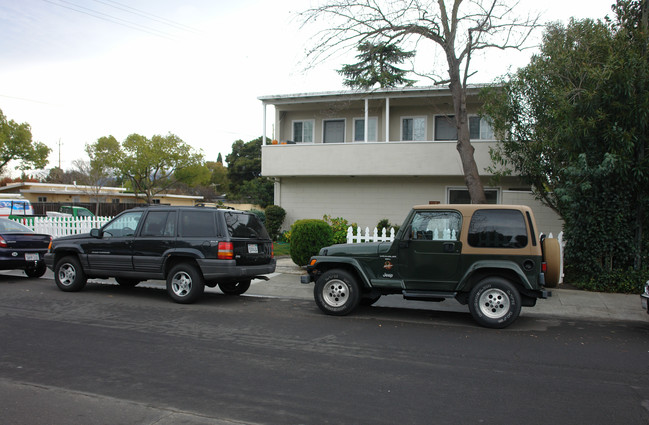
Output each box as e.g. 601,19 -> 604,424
364,98 -> 369,142
385,97 -> 390,142
262,102 -> 267,145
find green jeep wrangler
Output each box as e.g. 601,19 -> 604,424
301,204 -> 558,329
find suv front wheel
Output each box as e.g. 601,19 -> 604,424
54,256 -> 87,292
468,277 -> 521,329
166,263 -> 205,304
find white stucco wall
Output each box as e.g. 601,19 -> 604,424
274,176 -> 562,235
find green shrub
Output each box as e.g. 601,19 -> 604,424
377,218 -> 400,237
265,205 -> 286,241
567,268 -> 649,294
290,219 -> 333,266
249,209 -> 265,224
278,230 -> 291,243
323,214 -> 357,244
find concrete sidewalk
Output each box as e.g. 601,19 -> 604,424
248,257 -> 649,324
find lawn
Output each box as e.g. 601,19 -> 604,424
273,242 -> 290,257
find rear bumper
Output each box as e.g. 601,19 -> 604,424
0,253 -> 47,270
198,258 -> 276,281
539,289 -> 552,299
641,282 -> 649,314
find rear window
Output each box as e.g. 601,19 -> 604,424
179,210 -> 217,237
468,209 -> 528,248
224,212 -> 269,239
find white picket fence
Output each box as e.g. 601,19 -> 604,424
346,226 -> 396,243
11,216 -> 112,239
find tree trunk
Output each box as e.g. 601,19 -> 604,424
448,62 -> 487,204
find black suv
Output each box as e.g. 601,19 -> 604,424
44,206 -> 276,303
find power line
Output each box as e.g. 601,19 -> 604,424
90,0 -> 203,34
41,0 -> 180,40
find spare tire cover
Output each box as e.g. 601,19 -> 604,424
543,237 -> 561,288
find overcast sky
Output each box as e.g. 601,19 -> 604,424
0,0 -> 616,174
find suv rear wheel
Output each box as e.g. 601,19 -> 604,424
115,278 -> 140,287
469,277 -> 521,329
54,256 -> 87,292
166,263 -> 204,304
219,280 -> 251,296
314,269 -> 361,316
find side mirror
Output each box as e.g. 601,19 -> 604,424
90,228 -> 103,238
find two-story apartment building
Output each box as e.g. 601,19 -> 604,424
259,85 -> 563,235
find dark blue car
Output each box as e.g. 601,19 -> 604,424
0,218 -> 52,278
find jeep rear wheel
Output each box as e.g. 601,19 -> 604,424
314,269 -> 361,316
54,256 -> 87,292
469,277 -> 521,329
166,263 -> 204,304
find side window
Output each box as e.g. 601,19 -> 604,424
468,209 -> 528,248
410,211 -> 461,241
179,211 -> 216,237
163,211 -> 177,236
141,211 -> 175,237
103,211 -> 143,238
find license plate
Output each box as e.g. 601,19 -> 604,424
25,253 -> 39,261
248,244 -> 258,254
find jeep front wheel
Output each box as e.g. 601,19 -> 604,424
314,269 -> 360,316
166,263 -> 204,304
468,277 -> 521,329
54,256 -> 87,292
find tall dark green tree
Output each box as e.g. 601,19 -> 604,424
225,136 -> 274,206
338,41 -> 415,89
482,0 -> 649,286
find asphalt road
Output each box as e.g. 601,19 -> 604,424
2,274 -> 649,425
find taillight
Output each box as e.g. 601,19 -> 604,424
271,242 -> 274,258
541,262 -> 547,273
218,242 -> 234,260
0,236 -> 6,248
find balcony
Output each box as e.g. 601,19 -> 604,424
261,140 -> 497,178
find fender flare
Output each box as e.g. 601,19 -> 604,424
309,256 -> 373,288
456,260 -> 534,292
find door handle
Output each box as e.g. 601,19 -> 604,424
443,242 -> 456,253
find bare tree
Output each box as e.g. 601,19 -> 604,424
72,159 -> 114,215
300,0 -> 540,203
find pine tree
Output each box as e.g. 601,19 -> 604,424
338,41 -> 415,89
